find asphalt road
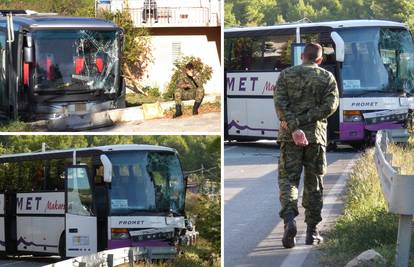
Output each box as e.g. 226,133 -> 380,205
0,256 -> 60,267
93,112 -> 221,133
224,142 -> 359,267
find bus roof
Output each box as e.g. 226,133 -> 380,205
225,20 -> 408,34
0,15 -> 119,30
0,144 -> 176,163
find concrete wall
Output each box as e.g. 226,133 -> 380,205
142,27 -> 221,96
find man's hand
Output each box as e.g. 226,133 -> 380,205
292,129 -> 309,147
280,121 -> 288,130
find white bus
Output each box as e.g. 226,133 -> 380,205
224,20 -> 414,146
0,144 -> 190,258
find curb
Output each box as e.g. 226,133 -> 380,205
28,95 -> 220,131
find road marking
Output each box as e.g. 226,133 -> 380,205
279,156 -> 358,267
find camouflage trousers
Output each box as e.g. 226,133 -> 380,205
174,87 -> 204,105
278,142 -> 327,225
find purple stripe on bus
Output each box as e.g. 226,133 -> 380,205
108,239 -> 170,249
340,122 -> 365,141
365,121 -> 402,132
227,120 -> 279,132
340,121 -> 403,141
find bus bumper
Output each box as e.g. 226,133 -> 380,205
340,121 -> 409,142
47,110 -> 114,131
108,239 -> 177,259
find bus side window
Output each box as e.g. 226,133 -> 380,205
67,167 -> 93,216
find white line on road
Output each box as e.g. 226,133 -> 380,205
279,155 -> 358,267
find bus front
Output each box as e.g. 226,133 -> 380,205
103,149 -> 189,256
335,25 -> 414,143
23,19 -> 124,129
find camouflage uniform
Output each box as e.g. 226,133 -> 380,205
274,63 -> 339,226
174,72 -> 204,105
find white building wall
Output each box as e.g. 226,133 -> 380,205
142,35 -> 221,96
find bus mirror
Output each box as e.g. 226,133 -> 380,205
24,47 -> 34,63
331,32 -> 345,62
100,155 -> 113,183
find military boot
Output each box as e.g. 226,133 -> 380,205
282,212 -> 297,248
173,104 -> 183,118
192,101 -> 202,115
305,224 -> 323,245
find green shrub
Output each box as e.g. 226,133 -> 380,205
163,56 -> 213,100
321,148 -> 414,266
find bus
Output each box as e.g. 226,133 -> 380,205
0,10 -> 125,130
224,20 -> 414,146
0,144 -> 191,259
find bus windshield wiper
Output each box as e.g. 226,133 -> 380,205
355,90 -> 392,97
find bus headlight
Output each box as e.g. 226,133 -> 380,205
343,110 -> 363,122
111,228 -> 130,239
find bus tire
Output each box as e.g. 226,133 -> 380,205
59,232 -> 66,259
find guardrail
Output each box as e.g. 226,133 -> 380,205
374,129 -> 413,267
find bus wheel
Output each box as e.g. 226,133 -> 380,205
59,232 -> 66,260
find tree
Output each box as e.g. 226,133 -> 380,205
98,7 -> 153,96
225,0 -> 414,30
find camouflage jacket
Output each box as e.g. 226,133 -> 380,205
274,63 -> 339,146
176,72 -> 202,90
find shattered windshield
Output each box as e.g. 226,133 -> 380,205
338,27 -> 414,94
107,151 -> 185,215
33,30 -> 119,93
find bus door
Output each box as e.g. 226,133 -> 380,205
0,31 -> 9,119
65,166 -> 97,257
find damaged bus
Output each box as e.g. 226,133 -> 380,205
0,144 -> 193,258
225,20 -> 414,146
0,10 -> 125,130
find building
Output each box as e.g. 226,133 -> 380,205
97,0 -> 222,96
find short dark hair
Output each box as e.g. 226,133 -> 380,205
303,43 -> 323,62
185,62 -> 195,70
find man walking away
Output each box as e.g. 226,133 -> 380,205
274,43 -> 339,248
173,63 -> 204,118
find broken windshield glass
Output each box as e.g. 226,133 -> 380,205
32,30 -> 119,93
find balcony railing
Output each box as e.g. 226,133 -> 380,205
128,7 -> 220,27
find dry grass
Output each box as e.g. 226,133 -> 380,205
321,144 -> 414,267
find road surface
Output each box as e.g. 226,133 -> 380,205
224,142 -> 359,267
93,112 -> 221,133
0,256 -> 59,267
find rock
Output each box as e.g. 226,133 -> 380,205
345,249 -> 386,267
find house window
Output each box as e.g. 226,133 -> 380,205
172,42 -> 182,63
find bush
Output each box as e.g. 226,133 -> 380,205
163,56 -> 213,100
186,192 -> 221,255
98,7 -> 153,94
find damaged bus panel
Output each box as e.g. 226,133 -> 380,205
0,10 -> 125,130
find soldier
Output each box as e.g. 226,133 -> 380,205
274,43 -> 339,248
173,63 -> 204,118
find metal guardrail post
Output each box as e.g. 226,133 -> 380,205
396,215 -> 413,267
128,248 -> 134,267
107,253 -> 114,267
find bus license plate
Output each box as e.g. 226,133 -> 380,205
75,103 -> 87,112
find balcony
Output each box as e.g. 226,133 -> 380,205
97,0 -> 221,28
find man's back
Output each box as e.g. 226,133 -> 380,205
274,63 -> 339,145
